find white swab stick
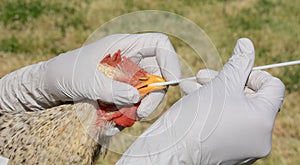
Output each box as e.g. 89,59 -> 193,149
252,60 -> 300,70
149,60 -> 300,87
148,77 -> 196,86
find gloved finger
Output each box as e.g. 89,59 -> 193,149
130,33 -> 181,81
217,38 -> 255,92
136,90 -> 166,118
180,69 -> 218,95
180,80 -> 202,95
247,70 -> 285,112
155,45 -> 181,82
196,69 -> 219,85
90,71 -> 140,105
137,56 -> 161,76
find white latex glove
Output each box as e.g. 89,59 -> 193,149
0,33 -> 180,118
116,38 -> 285,165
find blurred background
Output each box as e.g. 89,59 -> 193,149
0,0 -> 299,164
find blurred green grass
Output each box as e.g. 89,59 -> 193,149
0,0 -> 299,164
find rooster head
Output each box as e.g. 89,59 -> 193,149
97,49 -> 167,128
99,49 -> 166,97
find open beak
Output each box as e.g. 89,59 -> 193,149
135,74 -> 166,97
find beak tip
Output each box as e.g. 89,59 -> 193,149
136,74 -> 166,96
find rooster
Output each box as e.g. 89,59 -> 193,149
0,50 -> 166,164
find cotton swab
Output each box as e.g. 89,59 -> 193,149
148,60 -> 300,87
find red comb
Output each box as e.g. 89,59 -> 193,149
100,49 -> 122,67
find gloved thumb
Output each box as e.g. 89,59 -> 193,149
90,71 -> 140,105
217,38 -> 255,92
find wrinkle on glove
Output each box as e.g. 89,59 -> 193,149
0,62 -> 60,111
116,38 -> 285,165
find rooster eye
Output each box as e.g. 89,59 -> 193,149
138,76 -> 149,81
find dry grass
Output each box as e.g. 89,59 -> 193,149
0,0 -> 299,164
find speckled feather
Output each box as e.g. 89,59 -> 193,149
0,101 -> 113,164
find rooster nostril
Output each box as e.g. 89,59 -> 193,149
138,76 -> 149,81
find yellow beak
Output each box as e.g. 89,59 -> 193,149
135,74 -> 166,97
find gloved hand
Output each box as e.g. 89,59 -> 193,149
0,33 -> 180,119
116,38 -> 285,165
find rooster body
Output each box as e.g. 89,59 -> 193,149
0,101 -> 111,164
